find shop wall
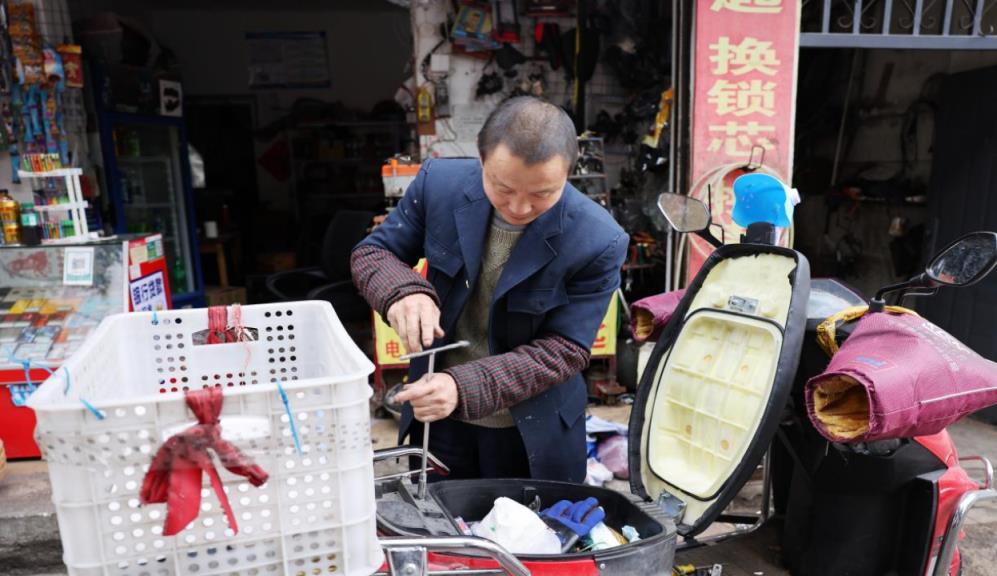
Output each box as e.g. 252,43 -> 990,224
411,2 -> 631,186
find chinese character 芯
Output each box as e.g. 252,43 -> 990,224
708,121 -> 775,156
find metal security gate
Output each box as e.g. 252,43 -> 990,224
801,0 -> 997,48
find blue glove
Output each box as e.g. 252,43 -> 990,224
540,497 -> 605,537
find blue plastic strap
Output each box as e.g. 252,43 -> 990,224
80,398 -> 105,420
7,354 -> 55,405
276,380 -> 303,456
152,311 -> 160,325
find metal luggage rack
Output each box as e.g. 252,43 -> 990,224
373,446 -> 531,576
801,0 -> 997,49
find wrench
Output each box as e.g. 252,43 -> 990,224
400,340 -> 470,499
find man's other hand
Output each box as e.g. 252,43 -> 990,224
394,373 -> 458,422
387,293 -> 444,353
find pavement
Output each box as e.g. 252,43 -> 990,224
5,406 -> 997,575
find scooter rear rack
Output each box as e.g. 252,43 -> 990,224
933,455 -> 996,576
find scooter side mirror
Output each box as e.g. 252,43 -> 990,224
926,231 -> 997,287
657,193 -> 712,233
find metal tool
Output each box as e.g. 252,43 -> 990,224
400,340 -> 469,499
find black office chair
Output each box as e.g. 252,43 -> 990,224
265,210 -> 375,327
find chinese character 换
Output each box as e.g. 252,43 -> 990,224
708,121 -> 775,156
711,0 -> 782,13
385,340 -> 401,358
132,286 -> 142,304
710,37 -> 780,76
707,79 -> 777,117
154,276 -> 163,293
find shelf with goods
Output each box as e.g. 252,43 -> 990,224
13,169 -> 99,244
571,135 -> 612,206
288,121 -> 409,222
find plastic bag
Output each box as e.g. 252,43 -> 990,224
585,457 -> 614,487
583,521 -> 628,551
471,497 -> 561,555
597,434 -> 629,480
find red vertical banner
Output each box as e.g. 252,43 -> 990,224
686,0 -> 801,281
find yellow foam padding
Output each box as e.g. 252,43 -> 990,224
647,311 -> 782,497
640,253 -> 796,523
811,374 -> 870,440
687,254 -> 796,326
634,308 -> 656,341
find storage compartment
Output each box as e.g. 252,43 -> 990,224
377,477 -> 677,574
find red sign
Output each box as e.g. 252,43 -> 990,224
686,0 -> 800,281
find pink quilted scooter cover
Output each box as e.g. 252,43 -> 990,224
806,311 -> 997,443
630,289 -> 687,343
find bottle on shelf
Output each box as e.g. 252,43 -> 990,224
19,204 -> 41,246
0,190 -> 21,245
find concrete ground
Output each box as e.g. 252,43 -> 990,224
5,406 -> 997,575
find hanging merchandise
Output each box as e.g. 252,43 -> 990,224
452,2 -> 500,53
492,0 -> 520,44
7,2 -> 42,85
416,85 -> 435,136
524,0 -> 575,17
534,22 -> 562,70
494,42 -> 526,78
56,44 -> 82,88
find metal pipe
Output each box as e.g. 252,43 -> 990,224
380,536 -> 532,576
373,446 -> 451,481
932,489 -> 997,576
884,0 -> 895,34
831,49 -> 861,186
943,0 -> 954,34
959,455 -> 994,489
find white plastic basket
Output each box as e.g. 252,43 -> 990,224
27,301 -> 381,576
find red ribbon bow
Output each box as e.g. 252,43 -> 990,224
140,387 -> 269,536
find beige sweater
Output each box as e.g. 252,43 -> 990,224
442,214 -> 524,428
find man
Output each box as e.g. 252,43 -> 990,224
352,96 -> 627,481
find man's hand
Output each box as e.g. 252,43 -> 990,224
387,293 -> 444,353
394,373 -> 458,423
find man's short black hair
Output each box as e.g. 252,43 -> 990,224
477,96 -> 578,170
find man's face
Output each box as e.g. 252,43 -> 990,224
481,144 -> 568,227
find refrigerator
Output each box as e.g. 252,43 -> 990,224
92,65 -> 205,308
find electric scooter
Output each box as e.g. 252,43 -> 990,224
649,174 -> 997,576
371,177 -> 813,574
778,232 -> 997,576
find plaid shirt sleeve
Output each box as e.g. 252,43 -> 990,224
350,245 -> 439,318
443,334 -> 590,421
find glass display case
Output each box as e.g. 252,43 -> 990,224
114,123 -> 196,298
93,65 -> 204,308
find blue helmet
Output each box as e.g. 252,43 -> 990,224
732,173 -> 793,228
